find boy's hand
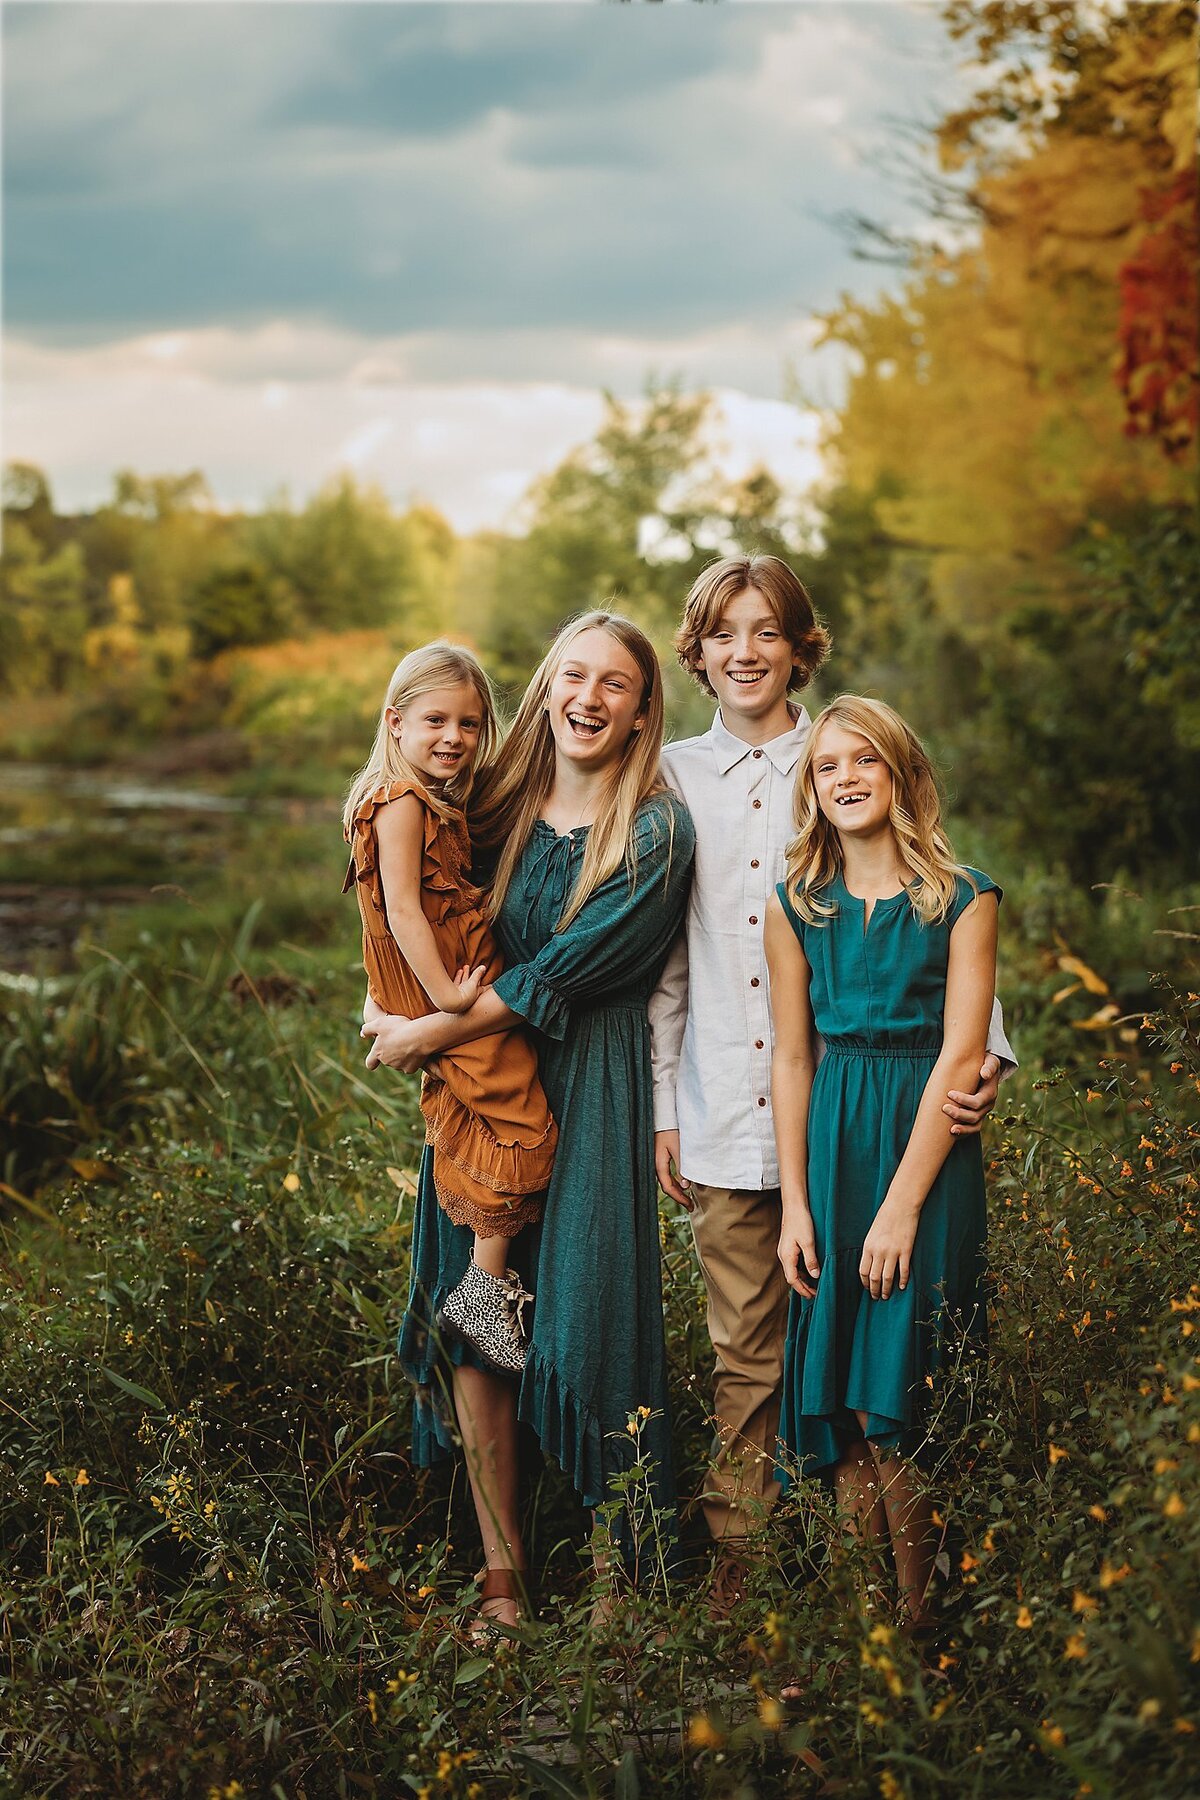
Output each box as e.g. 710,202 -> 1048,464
943,1052 -> 1001,1136
654,1130 -> 692,1211
778,1206 -> 820,1298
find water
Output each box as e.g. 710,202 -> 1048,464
0,763 -> 326,969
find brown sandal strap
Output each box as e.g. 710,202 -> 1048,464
478,1567 -> 528,1603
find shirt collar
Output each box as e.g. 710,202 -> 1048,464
709,704 -> 812,776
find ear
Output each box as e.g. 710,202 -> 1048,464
385,705 -> 403,740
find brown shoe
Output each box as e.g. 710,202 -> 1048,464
708,1547 -> 752,1621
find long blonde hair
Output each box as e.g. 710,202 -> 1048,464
784,695 -> 973,925
342,642 -> 500,835
472,611 -> 669,931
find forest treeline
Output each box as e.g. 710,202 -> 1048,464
2,0 -> 1196,898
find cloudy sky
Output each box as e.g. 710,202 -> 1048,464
3,0 -> 963,530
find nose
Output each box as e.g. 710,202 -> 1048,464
577,676 -> 604,708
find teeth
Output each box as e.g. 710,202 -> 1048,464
567,714 -> 603,731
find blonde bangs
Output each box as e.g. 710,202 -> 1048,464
783,695 -> 974,926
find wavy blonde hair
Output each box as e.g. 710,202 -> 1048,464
342,642 -> 500,836
784,695 -> 974,925
472,611 -> 670,932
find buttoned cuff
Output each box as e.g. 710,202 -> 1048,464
652,1083 -> 679,1133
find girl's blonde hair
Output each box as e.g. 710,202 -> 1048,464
342,642 -> 500,835
784,694 -> 973,926
472,611 -> 669,932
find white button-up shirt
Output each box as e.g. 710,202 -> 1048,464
650,707 -> 1015,1190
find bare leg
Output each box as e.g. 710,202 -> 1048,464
872,1444 -> 938,1630
833,1436 -> 888,1594
452,1363 -> 525,1626
472,1232 -> 508,1278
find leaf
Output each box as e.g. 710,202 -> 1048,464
505,1752 -> 585,1800
453,1657 -> 490,1687
1051,982 -> 1081,1005
68,1158 -> 121,1183
1055,954 -> 1109,995
351,1287 -> 392,1344
99,1366 -> 166,1411
385,1166 -> 419,1197
0,1179 -> 55,1223
1073,1004 -> 1121,1031
615,1751 -> 641,1800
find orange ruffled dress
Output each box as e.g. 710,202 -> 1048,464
344,779 -> 556,1237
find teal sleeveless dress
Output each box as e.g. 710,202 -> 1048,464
775,869 -> 1001,1479
399,795 -> 695,1561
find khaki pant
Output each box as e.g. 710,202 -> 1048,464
688,1181 -> 790,1542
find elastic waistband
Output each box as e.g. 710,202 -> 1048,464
824,1040 -> 940,1059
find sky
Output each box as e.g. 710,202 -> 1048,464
3,0 -> 965,531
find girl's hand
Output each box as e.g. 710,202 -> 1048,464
443,964 -> 488,1015
778,1205 -> 821,1298
859,1202 -> 918,1301
361,1013 -> 431,1073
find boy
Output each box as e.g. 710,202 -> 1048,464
649,555 -> 1012,1608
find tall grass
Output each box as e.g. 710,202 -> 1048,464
0,912 -> 1196,1794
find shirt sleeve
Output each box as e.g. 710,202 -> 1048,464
492,798 -> 696,1042
648,929 -> 689,1132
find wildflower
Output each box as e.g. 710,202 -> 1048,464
1048,1443 -> 1069,1465
1087,1505 -> 1106,1522
1073,1592 -> 1099,1616
758,1695 -> 783,1730
74,1469 -> 90,1487
1063,1634 -> 1088,1660
960,1552 -> 979,1573
283,1172 -> 301,1192
879,1772 -> 904,1799
43,1472 -> 59,1487
860,1701 -> 887,1728
1041,1722 -> 1066,1749
1016,1606 -> 1033,1629
123,1327 -> 135,1346
1163,1493 -> 1185,1520
868,1622 -> 895,1645
1175,1720 -> 1197,1735
1099,1561 -> 1132,1588
931,1693 -> 954,1721
687,1713 -> 723,1749
351,1552 -> 370,1572
366,1690 -> 377,1724
417,1584 -> 435,1598
1155,1457 -> 1179,1474
1138,1698 -> 1161,1724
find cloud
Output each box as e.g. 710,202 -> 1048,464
4,325 -> 826,533
3,1 -> 951,342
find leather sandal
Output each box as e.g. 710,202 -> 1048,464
467,1566 -> 531,1644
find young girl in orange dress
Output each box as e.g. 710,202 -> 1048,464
343,643 -> 556,1373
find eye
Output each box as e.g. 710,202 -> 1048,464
462,718 -> 481,732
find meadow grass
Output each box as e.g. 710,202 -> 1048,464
0,882 -> 1196,1797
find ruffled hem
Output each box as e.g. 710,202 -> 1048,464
431,1173 -> 541,1238
421,1076 -> 557,1198
518,1345 -> 608,1509
491,963 -> 570,1041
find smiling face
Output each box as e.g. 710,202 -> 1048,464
546,627 -> 646,773
388,682 -> 484,788
811,720 -> 894,838
695,586 -> 803,741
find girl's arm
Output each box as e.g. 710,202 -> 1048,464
374,795 -> 485,1015
860,892 -> 999,1302
363,987 -> 518,1072
764,894 -> 821,1298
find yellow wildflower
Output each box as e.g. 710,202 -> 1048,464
758,1695 -> 783,1729
1016,1605 -> 1033,1629
1163,1493 -> 1185,1520
74,1469 -> 90,1487
43,1472 -> 60,1487
283,1172 -> 301,1192
1064,1634 -> 1088,1660
1073,1591 -> 1099,1616
687,1714 -> 723,1749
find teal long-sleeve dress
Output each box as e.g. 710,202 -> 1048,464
399,794 -> 695,1552
776,869 -> 1001,1481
